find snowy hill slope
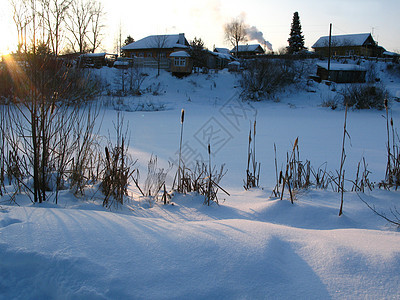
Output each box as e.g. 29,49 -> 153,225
1,60 -> 400,299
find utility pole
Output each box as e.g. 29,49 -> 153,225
328,23 -> 332,81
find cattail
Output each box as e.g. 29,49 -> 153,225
181,109 -> 185,124
208,144 -> 211,155
50,101 -> 56,115
391,118 -> 393,127
384,98 -> 388,109
105,146 -> 110,163
293,137 -> 298,151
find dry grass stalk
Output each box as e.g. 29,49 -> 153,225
338,105 -> 349,216
244,120 -> 260,190
350,157 -> 374,192
272,138 -> 318,203
101,113 -> 136,208
380,98 -> 400,190
177,109 -> 185,193
310,162 -> 331,190
142,155 -> 171,200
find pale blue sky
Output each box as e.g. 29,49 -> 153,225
1,0 -> 399,54
103,0 -> 400,53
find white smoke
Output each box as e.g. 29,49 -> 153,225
246,25 -> 273,51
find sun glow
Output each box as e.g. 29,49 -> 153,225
0,9 -> 18,56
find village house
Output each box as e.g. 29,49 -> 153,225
213,48 -> 230,55
312,33 -> 385,57
170,51 -> 193,76
121,33 -> 189,70
230,44 -> 265,57
316,62 -> 367,83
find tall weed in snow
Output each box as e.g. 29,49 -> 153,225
380,99 -> 400,189
337,105 -> 349,216
101,113 -> 136,207
272,138 -> 312,203
244,119 -> 260,190
142,155 -> 171,201
172,110 -> 229,205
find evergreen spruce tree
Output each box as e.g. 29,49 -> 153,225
287,12 -> 306,54
124,35 -> 135,47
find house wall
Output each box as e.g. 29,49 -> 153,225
314,46 -> 382,57
122,48 -> 176,70
317,66 -> 366,83
170,57 -> 193,74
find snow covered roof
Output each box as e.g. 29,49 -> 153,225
170,51 -> 190,57
312,33 -> 374,48
383,51 -> 399,57
317,63 -> 366,71
121,34 -> 189,51
114,60 -> 130,66
214,48 -> 230,54
230,44 -> 264,53
80,52 -> 107,57
212,52 -> 234,60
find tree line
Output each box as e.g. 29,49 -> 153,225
10,0 -> 105,56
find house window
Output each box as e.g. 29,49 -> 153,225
138,52 -> 144,57
146,52 -> 153,58
159,52 -> 166,58
174,57 -> 186,67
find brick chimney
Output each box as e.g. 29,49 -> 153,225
178,33 -> 185,45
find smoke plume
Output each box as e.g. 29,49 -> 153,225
246,26 -> 273,51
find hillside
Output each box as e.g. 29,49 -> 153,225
1,59 -> 400,299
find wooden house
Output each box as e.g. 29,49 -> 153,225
121,33 -> 189,70
210,51 -> 235,69
213,48 -> 230,55
312,33 -> 384,57
316,63 -> 366,83
230,44 -> 265,57
78,53 -> 108,68
170,51 -> 193,76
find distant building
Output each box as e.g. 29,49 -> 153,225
316,63 -> 366,83
170,51 -> 193,76
213,48 -> 230,55
230,44 -> 265,57
121,33 -> 189,69
78,53 -> 115,68
312,33 -> 385,57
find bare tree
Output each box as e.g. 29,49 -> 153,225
66,0 -> 93,53
148,34 -> 168,76
10,0 -> 32,53
87,0 -> 105,53
39,0 -> 71,56
224,17 -> 248,57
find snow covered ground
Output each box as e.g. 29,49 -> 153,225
1,59 -> 400,299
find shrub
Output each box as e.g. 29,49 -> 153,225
101,113 -> 136,207
387,63 -> 400,77
239,59 -> 299,101
339,84 -> 386,110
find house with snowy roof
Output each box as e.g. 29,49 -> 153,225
230,44 -> 265,57
213,48 -> 230,54
312,33 -> 385,57
121,33 -> 189,70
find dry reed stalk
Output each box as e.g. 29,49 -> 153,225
338,105 -> 349,216
177,109 -> 185,193
244,120 -> 260,190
